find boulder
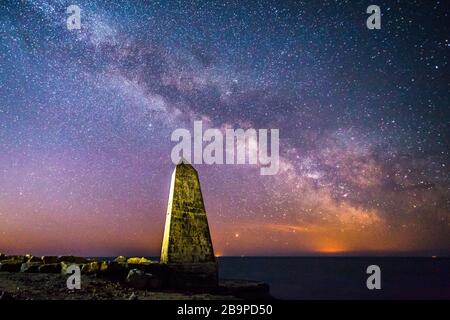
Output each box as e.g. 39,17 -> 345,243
41,256 -> 58,264
114,256 -> 127,263
125,262 -> 167,282
3,256 -> 27,263
0,261 -> 22,272
81,261 -> 100,275
125,269 -> 152,290
39,263 -> 62,273
57,256 -> 88,264
128,292 -> 138,300
20,262 -> 42,273
60,261 -> 80,274
99,261 -> 128,278
26,256 -> 42,263
126,257 -> 153,264
125,269 -> 162,290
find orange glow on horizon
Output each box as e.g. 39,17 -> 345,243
315,245 -> 347,254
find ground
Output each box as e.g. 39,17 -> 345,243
0,272 -> 270,300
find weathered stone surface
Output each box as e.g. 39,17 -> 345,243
60,261 -> 78,274
2,256 -> 27,263
20,262 -> 42,273
99,261 -> 128,278
81,261 -> 100,275
0,261 -> 22,272
39,263 -> 62,273
128,292 -> 138,300
41,256 -> 58,264
26,256 -> 41,263
127,257 -> 153,264
57,256 -> 88,264
125,269 -> 148,289
124,262 -> 168,284
114,256 -> 127,263
161,162 -> 216,264
125,269 -> 161,290
166,262 -> 218,289
127,257 -> 141,264
140,262 -> 168,275
160,162 -> 218,288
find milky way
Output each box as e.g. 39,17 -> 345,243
0,0 -> 449,256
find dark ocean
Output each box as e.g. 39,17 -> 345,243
217,257 -> 450,300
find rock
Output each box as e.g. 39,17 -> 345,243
26,256 -> 41,263
20,262 -> 42,273
60,261 -> 77,274
124,263 -> 168,286
125,257 -> 154,273
128,292 -> 138,300
99,261 -> 127,278
3,256 -> 27,263
0,261 -> 22,272
124,269 -> 162,290
81,261 -> 100,275
140,257 -> 154,264
60,261 -> 73,274
38,263 -> 62,273
125,269 -> 152,290
127,257 -> 153,264
127,257 -> 138,264
114,256 -> 127,263
41,256 -> 58,264
57,256 -> 88,264
0,253 -> 6,261
141,262 -> 168,274
166,262 -> 218,289
99,261 -> 109,272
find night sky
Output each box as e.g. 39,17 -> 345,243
0,0 -> 449,256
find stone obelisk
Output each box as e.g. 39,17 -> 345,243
160,160 -> 218,288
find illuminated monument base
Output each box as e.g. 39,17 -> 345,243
160,160 -> 218,288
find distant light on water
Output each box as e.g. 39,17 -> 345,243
317,244 -> 346,254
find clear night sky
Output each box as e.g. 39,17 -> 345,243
0,0 -> 449,256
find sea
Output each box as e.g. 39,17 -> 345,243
102,256 -> 449,300
217,257 -> 450,300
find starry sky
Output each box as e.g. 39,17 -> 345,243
0,0 -> 449,256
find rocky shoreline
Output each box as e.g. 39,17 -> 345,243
0,253 -> 271,300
